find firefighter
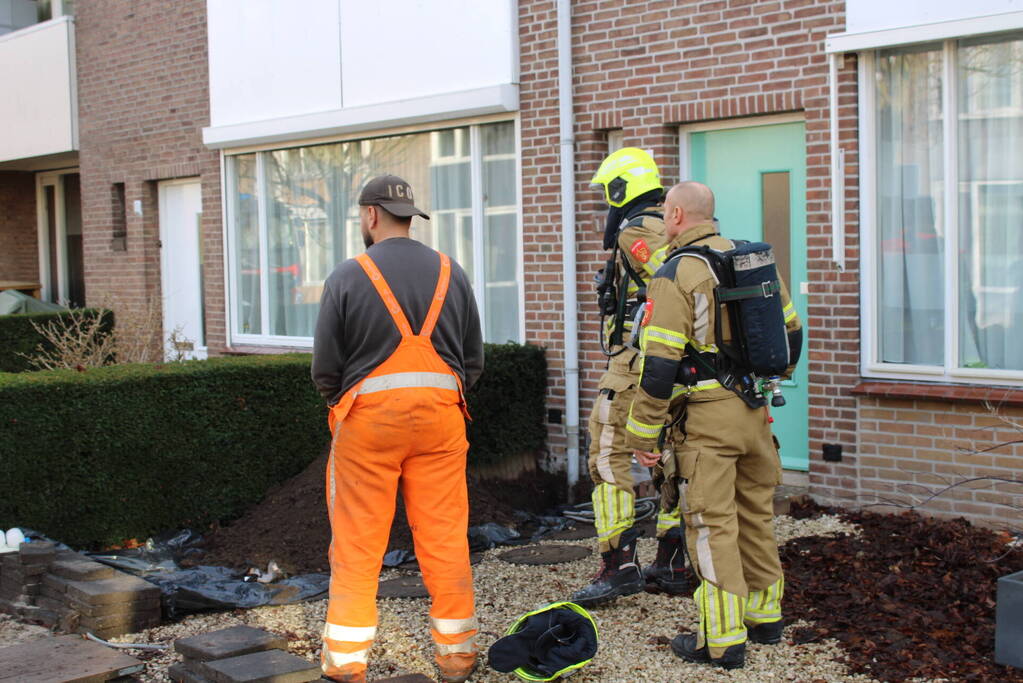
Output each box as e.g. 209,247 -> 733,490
569,148 -> 690,608
626,181 -> 802,670
311,175 -> 484,683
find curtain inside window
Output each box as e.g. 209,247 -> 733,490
958,33 -> 1023,371
876,46 -> 945,366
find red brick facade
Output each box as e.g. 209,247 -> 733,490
518,0 -> 1021,526
75,0 -> 224,352
0,171 -> 37,282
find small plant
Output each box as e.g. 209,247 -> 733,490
24,307 -> 116,371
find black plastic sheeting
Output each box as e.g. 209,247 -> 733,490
27,513 -> 577,616
86,530 -> 328,618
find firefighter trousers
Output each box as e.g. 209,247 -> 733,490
673,395 -> 784,658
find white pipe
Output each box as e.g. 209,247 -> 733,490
829,52 -> 846,272
557,0 -> 580,492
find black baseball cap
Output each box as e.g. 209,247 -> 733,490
358,174 -> 429,220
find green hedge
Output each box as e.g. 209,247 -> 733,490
466,343 -> 547,465
0,344 -> 546,547
0,308 -> 113,373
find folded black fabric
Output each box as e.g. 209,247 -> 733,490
488,607 -> 598,678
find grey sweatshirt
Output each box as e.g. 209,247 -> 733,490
311,237 -> 484,405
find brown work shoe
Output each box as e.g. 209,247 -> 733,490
436,652 -> 478,682
322,665 -> 367,683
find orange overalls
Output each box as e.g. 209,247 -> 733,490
321,251 -> 477,682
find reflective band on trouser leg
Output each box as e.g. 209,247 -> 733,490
655,506 -> 682,537
696,580 -> 747,654
593,482 -> 635,550
322,624 -> 376,678
745,577 -> 784,624
431,615 -> 478,655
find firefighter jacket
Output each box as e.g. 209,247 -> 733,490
623,222 -> 802,452
604,213 -> 670,377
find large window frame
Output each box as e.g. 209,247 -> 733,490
859,34 -> 1023,386
220,115 -> 524,349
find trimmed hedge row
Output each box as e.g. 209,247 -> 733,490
0,344 -> 546,547
0,308 -> 113,373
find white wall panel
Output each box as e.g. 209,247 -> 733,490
846,0 -> 1023,34
338,0 -> 516,108
0,17 -> 76,163
207,0 -> 343,128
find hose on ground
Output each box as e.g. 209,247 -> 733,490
561,496 -> 658,524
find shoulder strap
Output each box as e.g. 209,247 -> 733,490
419,252 -> 451,338
355,253 -> 414,338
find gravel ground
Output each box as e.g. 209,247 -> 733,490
91,513 -> 877,683
0,613 -> 51,648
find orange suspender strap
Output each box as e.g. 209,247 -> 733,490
419,252 -> 451,339
355,253 -> 414,338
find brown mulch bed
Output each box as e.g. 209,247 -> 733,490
782,500 -> 1023,683
194,452 -> 565,575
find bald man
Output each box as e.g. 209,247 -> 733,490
623,182 -> 802,671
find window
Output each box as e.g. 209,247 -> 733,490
225,121 -> 521,344
864,33 -> 1023,382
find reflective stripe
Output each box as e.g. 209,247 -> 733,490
783,302 -> 797,323
656,507 -> 681,532
436,640 -> 476,655
643,326 -> 689,350
693,514 -> 716,584
358,372 -> 458,395
699,580 -> 747,649
324,623 -> 376,642
431,616 -> 478,634
746,578 -> 784,624
323,647 -> 369,668
693,292 -> 711,346
593,483 -> 634,543
596,423 -> 616,484
626,410 -> 661,439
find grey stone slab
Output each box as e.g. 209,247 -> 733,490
65,573 -> 160,605
175,625 -> 288,662
498,544 -> 590,566
43,573 -> 71,593
169,662 -> 214,683
50,558 -> 117,581
377,576 -> 429,599
17,542 -> 56,565
67,594 -> 161,618
0,633 -> 144,682
79,608 -> 161,632
199,649 -> 320,683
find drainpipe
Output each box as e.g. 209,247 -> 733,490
557,0 -> 580,494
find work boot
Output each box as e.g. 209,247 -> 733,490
642,531 -> 692,595
570,529 -> 644,607
322,666 -> 366,683
747,619 -> 784,644
436,652 -> 478,682
670,633 -> 745,670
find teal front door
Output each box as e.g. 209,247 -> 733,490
688,120 -> 809,471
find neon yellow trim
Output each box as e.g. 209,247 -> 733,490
643,326 -> 689,350
506,602 -> 598,681
626,409 -> 661,438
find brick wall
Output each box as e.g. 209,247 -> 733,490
519,0 -> 862,493
857,398 -> 1023,528
75,1 -> 224,354
0,172 -> 38,282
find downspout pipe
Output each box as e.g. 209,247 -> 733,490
557,0 -> 580,494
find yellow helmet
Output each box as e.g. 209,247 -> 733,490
590,147 -> 662,208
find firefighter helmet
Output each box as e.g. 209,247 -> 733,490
590,147 -> 662,208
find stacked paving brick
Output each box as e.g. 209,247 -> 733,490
0,541 -> 161,639
169,625 -> 321,683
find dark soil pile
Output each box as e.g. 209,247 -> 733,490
195,452 -> 566,575
782,500 -> 1023,683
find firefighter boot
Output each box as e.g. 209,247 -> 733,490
747,619 -> 784,644
642,529 -> 691,595
436,652 -> 478,682
570,528 -> 644,607
670,634 -> 745,670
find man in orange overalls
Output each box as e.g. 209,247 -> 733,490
312,174 -> 484,683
